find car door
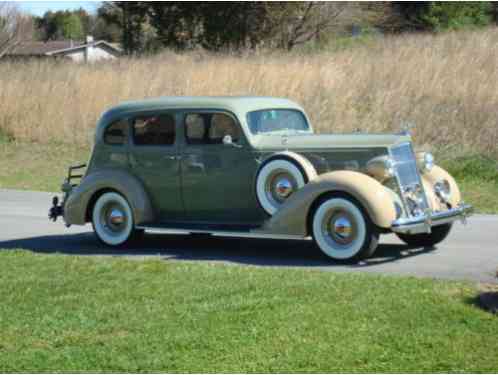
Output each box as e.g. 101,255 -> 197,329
129,111 -> 184,222
180,110 -> 262,225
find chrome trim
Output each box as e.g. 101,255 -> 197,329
389,142 -> 429,217
391,203 -> 473,234
135,226 -> 310,240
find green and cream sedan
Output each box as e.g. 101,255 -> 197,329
49,96 -> 472,261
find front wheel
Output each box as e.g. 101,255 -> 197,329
92,192 -> 136,247
396,223 -> 452,247
311,196 -> 379,261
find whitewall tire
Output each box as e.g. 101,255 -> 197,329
256,159 -> 307,215
311,196 -> 379,261
92,192 -> 135,247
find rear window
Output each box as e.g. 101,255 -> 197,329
104,119 -> 128,145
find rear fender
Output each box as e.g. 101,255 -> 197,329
63,169 -> 154,226
262,171 -> 397,236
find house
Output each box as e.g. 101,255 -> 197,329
6,36 -> 122,63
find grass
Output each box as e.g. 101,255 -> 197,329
0,250 -> 497,373
0,141 -> 89,192
440,154 -> 498,214
1,28 -> 498,159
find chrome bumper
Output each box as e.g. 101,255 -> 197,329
391,203 -> 473,234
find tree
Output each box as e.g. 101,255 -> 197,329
197,2 -> 271,51
147,2 -> 202,50
99,2 -> 148,54
60,13 -> 84,39
0,2 -> 33,58
36,10 -> 85,41
391,2 -> 493,32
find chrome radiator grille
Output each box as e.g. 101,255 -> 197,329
390,143 -> 429,216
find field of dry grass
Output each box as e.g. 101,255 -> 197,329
1,28 -> 498,159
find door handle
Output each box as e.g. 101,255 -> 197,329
165,155 -> 182,161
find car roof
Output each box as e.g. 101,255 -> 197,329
99,96 -> 303,125
95,96 -> 308,144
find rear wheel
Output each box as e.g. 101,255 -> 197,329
396,223 -> 452,247
92,192 -> 137,247
311,196 -> 379,261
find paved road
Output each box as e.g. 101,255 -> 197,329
0,189 -> 497,283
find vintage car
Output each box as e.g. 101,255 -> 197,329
49,96 -> 472,261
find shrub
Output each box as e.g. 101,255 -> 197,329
420,2 -> 493,32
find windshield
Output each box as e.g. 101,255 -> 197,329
247,109 -> 312,135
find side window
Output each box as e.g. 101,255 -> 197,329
133,113 -> 175,146
185,112 -> 241,145
185,113 -> 207,144
104,119 -> 128,145
208,113 -> 240,143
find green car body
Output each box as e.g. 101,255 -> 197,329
50,96 -> 472,260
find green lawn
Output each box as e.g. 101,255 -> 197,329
1,140 -> 496,213
0,141 -> 89,192
440,154 -> 498,214
0,250 -> 497,373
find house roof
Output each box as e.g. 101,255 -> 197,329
7,40 -> 122,57
9,41 -> 83,55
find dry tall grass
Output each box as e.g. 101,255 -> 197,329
1,28 -> 498,157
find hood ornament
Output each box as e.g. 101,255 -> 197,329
399,121 -> 415,136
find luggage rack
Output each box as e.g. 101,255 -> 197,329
65,163 -> 87,188
49,163 -> 87,222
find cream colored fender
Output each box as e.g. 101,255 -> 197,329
64,169 -> 154,226
259,151 -> 318,182
261,170 -> 397,236
420,165 -> 462,210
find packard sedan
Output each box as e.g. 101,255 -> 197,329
49,96 -> 472,261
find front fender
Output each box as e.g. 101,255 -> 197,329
64,169 -> 154,226
262,170 -> 397,236
421,165 -> 462,210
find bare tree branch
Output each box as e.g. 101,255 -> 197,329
0,2 -> 33,59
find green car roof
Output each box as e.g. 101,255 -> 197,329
98,96 -> 305,127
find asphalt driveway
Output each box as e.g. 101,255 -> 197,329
0,189 -> 497,283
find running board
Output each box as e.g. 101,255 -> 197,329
135,226 -> 309,241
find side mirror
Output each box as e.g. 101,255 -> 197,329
222,135 -> 242,148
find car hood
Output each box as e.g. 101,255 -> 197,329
250,133 -> 412,150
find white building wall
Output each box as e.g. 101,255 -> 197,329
86,45 -> 117,62
63,45 -> 117,63
64,50 -> 85,62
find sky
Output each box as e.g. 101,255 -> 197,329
17,1 -> 101,16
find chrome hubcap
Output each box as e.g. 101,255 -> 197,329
265,169 -> 297,206
323,210 -> 357,247
332,217 -> 353,240
275,178 -> 293,199
109,209 -> 125,226
101,203 -> 128,235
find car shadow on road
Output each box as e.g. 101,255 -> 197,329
0,231 -> 436,268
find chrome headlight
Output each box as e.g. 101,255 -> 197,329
423,152 -> 434,173
434,179 -> 451,203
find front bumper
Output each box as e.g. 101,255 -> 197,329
391,203 -> 473,234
